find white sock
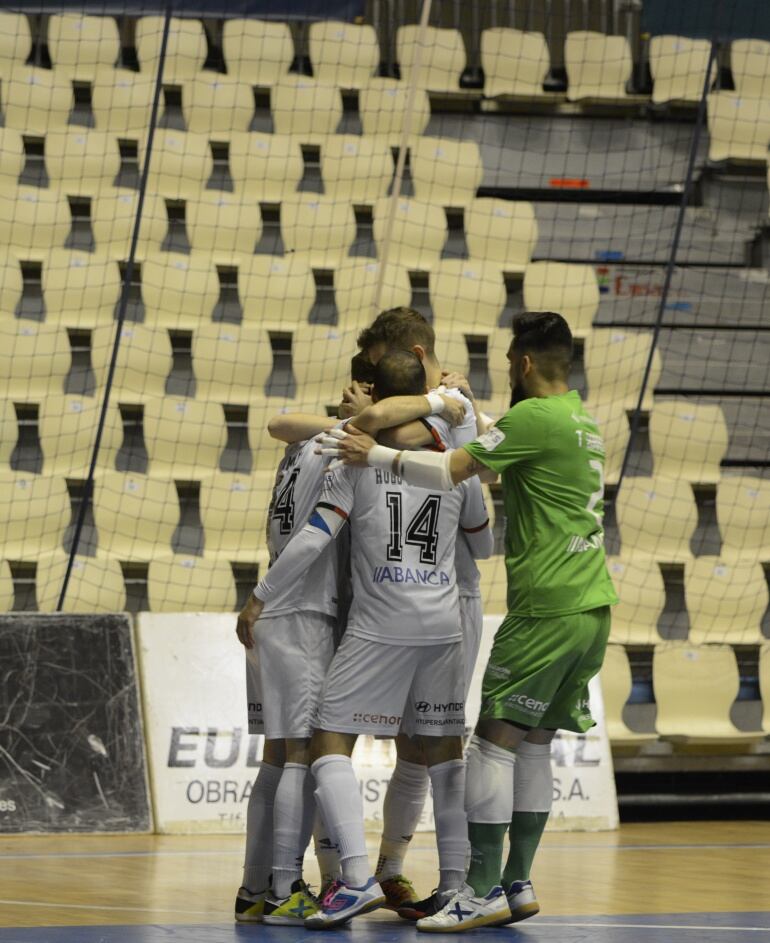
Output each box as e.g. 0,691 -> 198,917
464,736 -> 515,824
376,759 -> 430,880
514,741 -> 553,814
242,761 -> 283,893
272,763 -> 316,899
429,758 -> 468,894
312,754 -> 371,888
313,813 -> 341,886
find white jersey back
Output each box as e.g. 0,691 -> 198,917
318,462 -> 487,645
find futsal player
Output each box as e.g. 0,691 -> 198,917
321,312 -> 618,931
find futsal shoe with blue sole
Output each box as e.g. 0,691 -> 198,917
501,879 -> 540,923
416,884 -> 511,932
234,887 -> 265,923
304,876 -> 386,928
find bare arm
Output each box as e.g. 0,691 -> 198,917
268,413 -> 330,444
353,394 -> 465,437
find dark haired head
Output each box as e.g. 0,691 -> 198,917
357,307 -> 436,363
508,311 -> 573,405
373,349 -> 427,401
350,350 -> 375,385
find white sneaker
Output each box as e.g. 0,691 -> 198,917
416,883 -> 511,933
503,879 -> 540,923
304,876 -> 385,928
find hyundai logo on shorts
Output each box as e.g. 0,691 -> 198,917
415,701 -> 431,713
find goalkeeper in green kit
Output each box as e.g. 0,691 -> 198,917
319,311 -> 618,932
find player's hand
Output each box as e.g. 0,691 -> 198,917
439,394 -> 466,427
316,424 -> 377,467
338,381 -> 373,419
441,371 -> 475,401
236,595 -> 264,649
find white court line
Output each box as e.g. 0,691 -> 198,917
537,921 -> 770,934
0,898 -> 229,918
0,849 -> 242,861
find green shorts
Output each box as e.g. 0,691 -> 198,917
479,606 -> 611,733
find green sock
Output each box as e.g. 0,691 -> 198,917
502,812 -> 549,885
466,822 -> 508,896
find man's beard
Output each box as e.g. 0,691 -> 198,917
509,381 -> 528,408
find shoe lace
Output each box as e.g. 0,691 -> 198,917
321,878 -> 343,909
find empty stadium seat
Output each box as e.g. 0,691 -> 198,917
36,553 -> 126,613
0,12 -> 32,68
200,471 -> 274,560
600,644 -> 656,745
397,25 -> 466,93
184,73 -> 256,135
140,130 -> 214,200
43,128 -> 122,195
588,401 -> 630,485
309,20 -> 379,88
584,329 -> 661,411
1,188 -> 71,254
653,643 -> 762,741
228,132 -> 304,201
240,255 -> 315,328
615,476 -> 697,563
465,199 -> 538,273
565,31 -> 632,102
222,18 -> 294,87
373,197 -> 447,269
0,473 -> 70,560
731,39 -> 770,98
320,136 -> 393,204
649,36 -> 714,104
280,196 -> 357,268
292,326 -> 362,401
271,76 -> 343,142
186,191 -> 263,260
429,260 -> 506,330
135,15 -> 207,80
41,250 -> 122,328
0,322 -> 71,398
0,251 -> 23,315
333,259 -> 412,326
410,137 -> 483,208
761,643 -> 770,735
523,262 -> 599,339
685,557 -> 768,645
38,395 -> 123,476
649,400 -> 727,484
248,400 -> 309,466
91,70 -> 156,134
0,127 -> 24,186
0,400 -> 17,469
148,556 -> 238,612
191,323 -> 272,403
144,397 -> 228,477
91,323 -> 173,401
606,557 -> 665,645
359,79 -> 431,142
141,253 -> 220,329
481,28 -> 549,97
707,92 -> 770,163
0,559 -> 13,611
476,556 -> 508,612
716,475 -> 770,563
90,190 -> 168,258
48,13 -> 120,80
94,473 -> 179,560
2,66 -> 73,133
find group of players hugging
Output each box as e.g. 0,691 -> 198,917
234,306 -> 618,932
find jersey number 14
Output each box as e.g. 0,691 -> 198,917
385,492 -> 441,565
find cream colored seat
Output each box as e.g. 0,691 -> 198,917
716,475 -> 770,563
186,191 -> 262,261
466,199 -> 537,273
91,189 -> 168,259
0,127 -> 26,186
240,255 -> 315,329
0,12 -> 32,68
0,473 -> 70,559
44,128 -> 121,195
0,322 -> 70,398
141,253 -> 219,329
248,401 -> 307,467
731,39 -> 770,98
649,400 -> 727,484
135,15 -> 206,80
41,250 -> 122,328
481,29 -> 549,97
38,395 -> 123,476
36,552 -> 126,613
309,20 -> 379,88
191,323 -> 272,404
144,397 -> 227,478
94,473 -> 179,560
2,66 -> 73,133
606,557 -> 665,645
91,324 -> 173,401
359,79 -> 431,143
229,132 -> 303,201
410,137 -> 483,208
476,556 -> 508,613
523,261 -> 599,339
760,643 -> 770,735
429,260 -> 506,330
48,13 -> 120,80
0,559 -> 13,611
292,326 -> 361,402
320,136 -> 393,204
587,401 -> 629,486
1,399 -> 17,468
0,250 -> 23,315
148,556 -> 238,612
565,31 -> 632,102
616,476 -> 697,564
333,259 -> 412,327
200,471 -> 274,561
397,25 -> 466,93
600,645 -> 657,746
91,70 -> 156,134
222,19 -> 294,87
271,76 -> 343,142
649,36 -> 715,104
653,643 -> 762,741
184,73 -> 255,135
707,92 -> 770,163
280,196 -> 356,267
486,327 -> 517,413
685,557 -> 768,645
140,130 -> 214,200
584,329 -> 661,411
373,197 -> 447,270
1,188 -> 71,254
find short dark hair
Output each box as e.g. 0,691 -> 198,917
373,349 -> 426,400
357,307 -> 436,357
350,350 -> 375,385
512,311 -> 573,379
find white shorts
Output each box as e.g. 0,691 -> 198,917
460,594 -> 483,698
318,634 -> 465,738
246,611 -> 335,740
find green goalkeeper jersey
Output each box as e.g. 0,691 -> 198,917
464,390 -> 618,617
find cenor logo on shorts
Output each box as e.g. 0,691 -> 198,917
353,712 -> 402,725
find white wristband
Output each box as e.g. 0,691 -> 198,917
425,391 -> 445,415
368,443 -> 401,473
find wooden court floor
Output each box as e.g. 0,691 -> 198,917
1,822 -> 769,942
